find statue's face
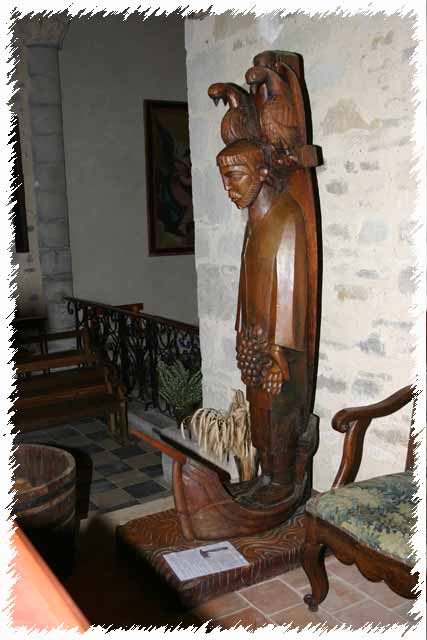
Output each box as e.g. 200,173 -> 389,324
218,161 -> 263,209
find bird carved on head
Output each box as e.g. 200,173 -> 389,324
252,51 -> 307,145
253,50 -> 302,82
208,82 -> 261,144
245,65 -> 302,152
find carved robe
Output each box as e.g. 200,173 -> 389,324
236,191 -> 308,356
236,190 -> 309,480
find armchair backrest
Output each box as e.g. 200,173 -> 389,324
331,385 -> 415,489
405,397 -> 418,472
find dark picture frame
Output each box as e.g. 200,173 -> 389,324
144,100 -> 194,256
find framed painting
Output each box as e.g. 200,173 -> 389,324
144,100 -> 194,256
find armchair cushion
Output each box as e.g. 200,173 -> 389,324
306,471 -> 417,567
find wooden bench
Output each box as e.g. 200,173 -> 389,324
13,329 -> 128,441
16,328 -> 91,365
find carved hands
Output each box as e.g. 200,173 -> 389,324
236,327 -> 290,395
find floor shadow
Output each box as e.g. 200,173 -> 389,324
63,512 -> 203,629
57,446 -> 93,519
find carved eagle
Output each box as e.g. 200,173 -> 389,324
253,50 -> 302,82
208,82 -> 261,144
245,66 -> 301,151
251,51 -> 307,147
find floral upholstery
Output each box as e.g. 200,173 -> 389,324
305,471 -> 417,567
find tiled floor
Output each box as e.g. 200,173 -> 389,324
193,557 -> 420,632
61,498 -> 421,633
15,418 -> 171,515
14,423 -> 420,632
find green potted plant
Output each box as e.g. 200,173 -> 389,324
158,359 -> 202,426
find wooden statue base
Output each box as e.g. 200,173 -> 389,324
116,505 -> 306,609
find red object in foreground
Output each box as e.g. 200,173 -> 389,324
10,525 -> 89,631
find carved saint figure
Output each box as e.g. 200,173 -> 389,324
216,138 -> 309,504
164,51 -> 320,541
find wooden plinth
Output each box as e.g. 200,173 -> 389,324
116,506 -> 306,609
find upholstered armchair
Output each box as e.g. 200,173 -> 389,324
302,385 -> 419,611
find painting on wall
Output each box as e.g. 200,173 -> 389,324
144,100 -> 194,256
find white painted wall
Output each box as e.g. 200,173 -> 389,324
60,14 -> 198,325
185,13 -> 419,491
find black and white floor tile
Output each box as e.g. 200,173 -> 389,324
14,418 -> 171,516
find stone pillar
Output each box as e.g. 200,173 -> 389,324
16,16 -> 73,331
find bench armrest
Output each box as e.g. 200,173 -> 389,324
332,385 -> 414,489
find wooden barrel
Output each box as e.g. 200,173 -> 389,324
13,444 -> 77,579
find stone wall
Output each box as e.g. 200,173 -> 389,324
15,16 -> 74,331
12,33 -> 45,318
185,13 -> 418,490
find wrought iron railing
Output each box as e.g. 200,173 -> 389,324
65,296 -> 201,415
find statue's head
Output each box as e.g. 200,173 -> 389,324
216,140 -> 271,209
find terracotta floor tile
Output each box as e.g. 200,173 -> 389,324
393,600 -> 421,625
327,560 -> 367,585
319,577 -> 366,613
357,578 -> 411,609
192,592 -> 247,621
279,566 -> 310,590
239,579 -> 301,614
393,599 -> 418,615
335,599 -> 410,630
271,603 -> 341,630
213,607 -> 271,630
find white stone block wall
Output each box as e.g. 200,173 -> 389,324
185,13 -> 419,491
11,37 -> 45,318
14,16 -> 74,331
28,43 -> 73,331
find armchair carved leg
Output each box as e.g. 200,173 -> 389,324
302,515 -> 329,612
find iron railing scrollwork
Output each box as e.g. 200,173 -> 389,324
65,296 -> 201,415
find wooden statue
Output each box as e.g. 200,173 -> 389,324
171,50 -> 322,540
